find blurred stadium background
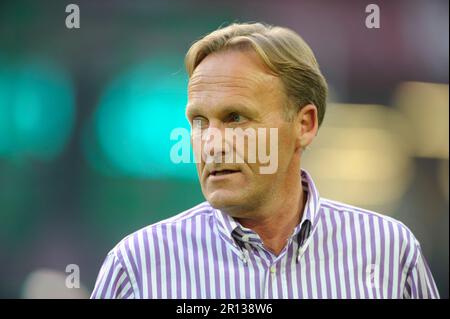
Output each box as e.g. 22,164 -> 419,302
0,0 -> 448,298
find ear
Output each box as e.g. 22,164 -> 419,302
294,104 -> 319,151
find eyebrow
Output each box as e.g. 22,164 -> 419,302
185,104 -> 203,120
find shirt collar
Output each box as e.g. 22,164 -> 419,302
213,168 -> 321,248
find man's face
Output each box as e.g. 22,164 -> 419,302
186,49 -> 300,218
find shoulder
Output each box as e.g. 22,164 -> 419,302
320,198 -> 416,235
319,198 -> 420,251
109,201 -> 215,259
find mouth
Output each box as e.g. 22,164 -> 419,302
208,169 -> 241,178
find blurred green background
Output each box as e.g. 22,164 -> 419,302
0,0 -> 448,298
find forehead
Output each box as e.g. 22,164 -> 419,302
187,50 -> 280,107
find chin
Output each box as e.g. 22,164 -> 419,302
205,190 -> 243,210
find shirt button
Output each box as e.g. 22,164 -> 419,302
270,266 -> 276,274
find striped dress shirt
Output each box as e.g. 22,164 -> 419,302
91,169 -> 439,299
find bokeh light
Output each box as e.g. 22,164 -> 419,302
83,56 -> 197,179
303,104 -> 414,210
0,57 -> 75,161
21,268 -> 89,299
394,82 -> 449,159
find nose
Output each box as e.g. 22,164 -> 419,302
203,127 -> 227,162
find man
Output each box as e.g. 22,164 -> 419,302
91,23 -> 439,299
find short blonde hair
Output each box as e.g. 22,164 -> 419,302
185,22 -> 328,126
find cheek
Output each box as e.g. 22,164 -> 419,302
195,162 -> 202,173
191,135 -> 203,162
278,131 -> 292,153
273,134 -> 292,171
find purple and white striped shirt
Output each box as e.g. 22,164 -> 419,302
91,169 -> 439,299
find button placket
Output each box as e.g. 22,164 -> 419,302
270,265 -> 277,274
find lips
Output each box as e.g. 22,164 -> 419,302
210,169 -> 239,176
208,167 -> 241,178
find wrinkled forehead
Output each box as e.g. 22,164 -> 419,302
187,50 -> 281,104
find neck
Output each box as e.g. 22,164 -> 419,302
236,172 -> 306,256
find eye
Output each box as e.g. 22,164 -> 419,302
192,116 -> 208,129
228,112 -> 244,123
